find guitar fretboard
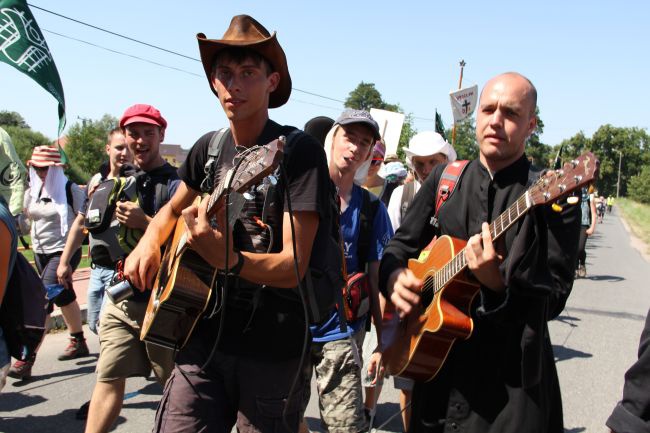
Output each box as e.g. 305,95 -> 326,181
430,191 -> 533,294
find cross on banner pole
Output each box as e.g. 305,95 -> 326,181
452,59 -> 466,147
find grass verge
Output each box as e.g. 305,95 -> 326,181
18,235 -> 91,269
617,198 -> 650,255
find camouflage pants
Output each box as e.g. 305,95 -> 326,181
308,331 -> 367,433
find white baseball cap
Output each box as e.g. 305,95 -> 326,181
404,131 -> 457,162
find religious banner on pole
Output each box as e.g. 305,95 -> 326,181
449,84 -> 478,123
369,108 -> 404,156
0,0 -> 67,142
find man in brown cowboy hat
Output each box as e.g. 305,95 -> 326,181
125,15 -> 331,432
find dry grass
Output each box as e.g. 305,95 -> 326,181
617,198 -> 650,255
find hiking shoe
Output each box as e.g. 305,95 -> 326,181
8,359 -> 33,379
58,337 -> 90,361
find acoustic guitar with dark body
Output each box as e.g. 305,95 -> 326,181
140,137 -> 285,350
383,152 -> 598,382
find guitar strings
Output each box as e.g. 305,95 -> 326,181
417,171 -> 556,297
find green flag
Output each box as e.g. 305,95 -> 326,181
553,144 -> 564,170
435,110 -> 447,141
0,0 -> 67,152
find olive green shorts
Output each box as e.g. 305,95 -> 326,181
97,299 -> 174,384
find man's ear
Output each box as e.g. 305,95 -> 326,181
526,113 -> 537,138
105,144 -> 111,156
159,127 -> 166,143
267,71 -> 280,93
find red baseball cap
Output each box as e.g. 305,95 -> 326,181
119,104 -> 167,129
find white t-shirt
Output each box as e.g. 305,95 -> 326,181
386,181 -> 422,231
25,183 -> 85,254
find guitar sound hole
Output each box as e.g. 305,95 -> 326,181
421,277 -> 434,310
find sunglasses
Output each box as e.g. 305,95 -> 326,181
34,166 -> 50,172
370,158 -> 383,167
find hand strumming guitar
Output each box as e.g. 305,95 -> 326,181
181,194 -> 241,271
387,267 -> 422,319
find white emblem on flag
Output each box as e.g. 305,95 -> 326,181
449,85 -> 478,123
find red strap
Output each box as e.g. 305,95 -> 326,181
434,160 -> 469,217
116,259 -> 125,281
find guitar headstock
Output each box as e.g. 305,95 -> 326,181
206,136 -> 285,215
528,152 -> 599,206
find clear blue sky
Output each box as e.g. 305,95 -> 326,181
2,0 -> 649,150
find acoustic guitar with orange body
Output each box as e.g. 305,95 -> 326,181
382,152 -> 598,382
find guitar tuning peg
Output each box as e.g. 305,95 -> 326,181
243,192 -> 255,201
267,175 -> 278,186
551,202 -> 563,212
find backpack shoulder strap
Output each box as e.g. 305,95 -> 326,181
431,160 -> 470,228
357,188 -> 380,272
201,128 -> 230,193
154,182 -> 169,214
400,181 -> 415,220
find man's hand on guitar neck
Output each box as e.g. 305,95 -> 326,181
465,222 -> 506,293
387,268 -> 422,319
182,195 -> 240,271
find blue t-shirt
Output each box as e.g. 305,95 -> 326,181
311,185 -> 393,342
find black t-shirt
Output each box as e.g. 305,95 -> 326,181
178,119 -> 330,359
132,162 -> 180,302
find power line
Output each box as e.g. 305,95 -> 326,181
29,3 -> 347,105
41,28 -> 343,111
29,3 -> 435,122
29,3 -> 198,61
42,28 -> 203,77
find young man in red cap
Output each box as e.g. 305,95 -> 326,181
125,14 -> 331,433
84,104 -> 179,433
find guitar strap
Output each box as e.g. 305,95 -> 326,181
200,128 -> 230,193
430,160 -> 470,229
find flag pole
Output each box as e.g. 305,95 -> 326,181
451,59 -> 466,146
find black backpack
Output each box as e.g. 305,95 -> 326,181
0,252 -> 47,361
83,177 -> 128,234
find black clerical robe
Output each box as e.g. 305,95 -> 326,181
380,155 -> 580,433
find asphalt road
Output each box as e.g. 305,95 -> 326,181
1,207 -> 647,433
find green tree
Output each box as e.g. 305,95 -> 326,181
559,126 -> 650,197
345,82 -> 384,112
2,125 -> 51,163
0,110 -> 29,129
345,83 -> 417,159
628,165 -> 650,203
447,118 -> 478,161
527,107 -> 552,168
396,113 -> 417,161
557,131 -> 591,160
587,125 -> 649,197
65,115 -> 119,180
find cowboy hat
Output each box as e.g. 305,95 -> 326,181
197,15 -> 291,108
